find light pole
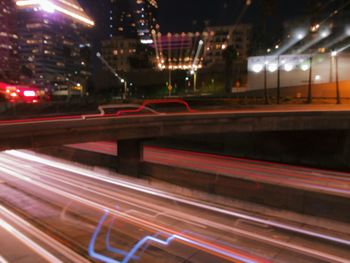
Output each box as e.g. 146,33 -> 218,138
168,67 -> 172,86
264,58 -> 268,104
332,51 -> 341,104
121,79 -> 127,101
277,56 -> 280,104
307,56 -> 313,104
191,69 -> 197,93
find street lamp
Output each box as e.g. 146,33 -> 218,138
332,51 -> 341,104
120,78 -> 127,101
191,69 -> 197,93
277,56 -> 281,104
264,58 -> 268,104
307,56 -> 313,104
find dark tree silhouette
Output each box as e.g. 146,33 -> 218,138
20,65 -> 33,78
222,45 -> 239,94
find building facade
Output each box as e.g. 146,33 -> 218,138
109,0 -> 159,44
109,0 -> 137,38
203,24 -> 251,68
101,36 -> 138,72
0,0 -> 19,81
15,0 -> 94,91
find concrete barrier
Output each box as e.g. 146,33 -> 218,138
37,146 -> 350,223
142,162 -> 350,223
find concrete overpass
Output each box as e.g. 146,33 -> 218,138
2,109 -> 350,149
2,108 -> 350,174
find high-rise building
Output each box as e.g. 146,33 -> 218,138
15,0 -> 94,90
203,24 -> 251,68
101,36 -> 138,72
109,0 -> 159,44
0,0 -> 19,81
109,0 -> 137,38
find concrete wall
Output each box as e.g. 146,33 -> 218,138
142,162 -> 350,223
36,145 -> 350,223
248,53 -> 350,94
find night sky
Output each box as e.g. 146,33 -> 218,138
79,0 -> 307,40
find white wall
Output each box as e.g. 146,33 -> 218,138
248,53 -> 350,91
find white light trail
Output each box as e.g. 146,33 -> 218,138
297,29 -> 331,54
0,152 -> 349,263
0,205 -> 90,263
5,150 -> 350,248
16,0 -> 94,26
0,218 -> 62,263
0,255 -> 9,263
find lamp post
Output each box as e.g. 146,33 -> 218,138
277,56 -> 281,104
191,69 -> 197,93
307,56 -> 313,104
121,79 -> 127,101
264,58 -> 268,104
332,51 -> 341,104
168,67 -> 172,86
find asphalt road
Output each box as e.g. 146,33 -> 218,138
0,150 -> 349,262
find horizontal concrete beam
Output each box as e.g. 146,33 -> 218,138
142,163 -> 350,223
37,146 -> 350,223
2,110 -> 350,150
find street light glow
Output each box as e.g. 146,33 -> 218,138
331,51 -> 338,57
296,32 -> 306,40
268,63 -> 278,72
300,63 -> 310,71
320,29 -> 331,38
284,63 -> 294,72
252,64 -> 263,73
315,75 -> 321,81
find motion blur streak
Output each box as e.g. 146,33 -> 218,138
88,212 -> 120,263
89,211 -> 256,263
144,146 -> 350,193
0,255 -> 9,263
0,205 -> 90,263
0,219 -> 62,263
0,160 -> 260,263
6,150 -> 350,247
105,218 -> 140,260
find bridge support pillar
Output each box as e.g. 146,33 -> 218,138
117,139 -> 143,177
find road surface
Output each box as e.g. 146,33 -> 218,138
0,150 -> 349,262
